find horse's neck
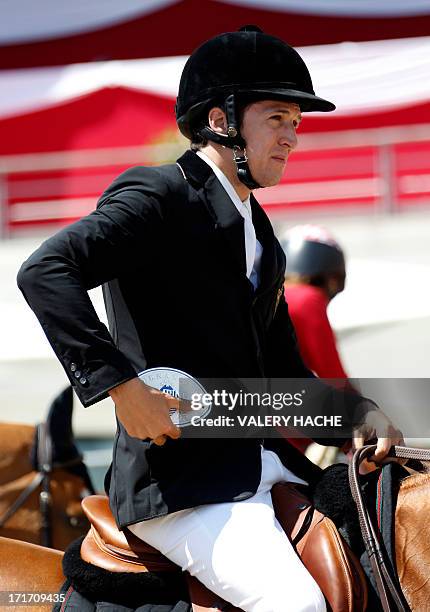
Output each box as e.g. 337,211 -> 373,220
0,535 -> 64,593
395,469 -> 430,610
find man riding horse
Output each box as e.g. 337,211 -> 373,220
18,26 -> 403,611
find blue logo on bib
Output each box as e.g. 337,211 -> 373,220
160,384 -> 179,398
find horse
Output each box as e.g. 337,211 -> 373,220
1,447 -> 429,611
0,386 -> 95,550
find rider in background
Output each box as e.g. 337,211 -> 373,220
281,224 -> 348,379
281,225 -> 348,455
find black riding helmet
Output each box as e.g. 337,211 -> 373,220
280,225 -> 346,284
176,25 -> 335,189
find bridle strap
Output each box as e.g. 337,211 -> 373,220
0,471 -> 44,527
37,421 -> 53,548
0,445 -> 84,528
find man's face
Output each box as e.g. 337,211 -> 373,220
240,100 -> 301,187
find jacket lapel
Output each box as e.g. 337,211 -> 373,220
177,150 -> 247,278
250,194 -> 283,295
176,151 -> 285,291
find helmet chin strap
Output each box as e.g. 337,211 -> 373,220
232,146 -> 260,190
198,94 -> 261,190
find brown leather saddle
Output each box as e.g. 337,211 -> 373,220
81,484 -> 368,612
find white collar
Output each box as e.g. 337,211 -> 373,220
196,150 -> 251,212
196,150 -> 262,287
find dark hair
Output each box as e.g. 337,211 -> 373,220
190,131 -> 209,150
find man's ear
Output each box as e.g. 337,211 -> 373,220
207,107 -> 227,135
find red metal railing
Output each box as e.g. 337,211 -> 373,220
1,127 -> 430,237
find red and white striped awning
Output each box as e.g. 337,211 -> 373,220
0,35 -> 429,156
2,0 -> 430,68
3,35 -> 430,120
1,34 -> 429,231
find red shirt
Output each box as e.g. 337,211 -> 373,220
284,283 -> 348,379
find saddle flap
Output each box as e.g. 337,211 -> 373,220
272,482 -> 368,612
81,496 -> 178,572
300,515 -> 367,611
82,495 -> 161,556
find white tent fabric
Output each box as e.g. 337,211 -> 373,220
1,36 -> 430,120
0,56 -> 185,119
2,0 -> 430,45
219,0 -> 430,17
0,0 -> 177,44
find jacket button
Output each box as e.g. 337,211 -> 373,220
79,377 -> 87,385
74,370 -> 82,378
70,363 -> 77,372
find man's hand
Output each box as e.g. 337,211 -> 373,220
109,377 -> 181,446
353,406 -> 404,464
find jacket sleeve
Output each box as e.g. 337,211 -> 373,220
17,167 -> 166,407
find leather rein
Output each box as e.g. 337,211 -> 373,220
0,422 -> 85,547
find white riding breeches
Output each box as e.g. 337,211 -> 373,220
128,448 -> 326,612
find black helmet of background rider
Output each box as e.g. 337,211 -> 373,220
280,225 -> 346,301
175,25 -> 336,189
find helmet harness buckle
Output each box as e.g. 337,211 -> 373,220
233,145 -> 248,164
